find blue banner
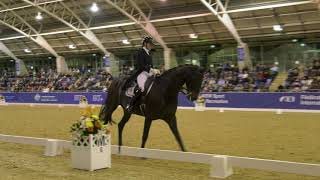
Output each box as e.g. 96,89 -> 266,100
0,92 -> 319,110
200,92 -> 320,110
237,47 -> 245,61
0,92 -> 106,105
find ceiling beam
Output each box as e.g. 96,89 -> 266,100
0,0 -> 317,49
0,41 -> 19,60
104,0 -> 168,50
3,25 -> 320,55
0,1 -> 59,57
226,0 -> 314,14
22,0 -> 110,56
200,0 -> 243,45
1,27 -> 320,58
0,0 -> 62,13
2,18 -> 320,46
313,0 -> 320,9
0,6 -> 318,42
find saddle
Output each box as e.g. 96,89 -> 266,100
125,76 -> 155,98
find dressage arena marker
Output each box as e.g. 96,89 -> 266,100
0,95 -> 8,106
276,109 -> 283,114
1,134 -> 320,178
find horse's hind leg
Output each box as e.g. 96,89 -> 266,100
118,112 -> 131,153
165,116 -> 186,152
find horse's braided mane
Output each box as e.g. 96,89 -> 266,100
160,64 -> 198,77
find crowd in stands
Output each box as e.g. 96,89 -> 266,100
1,61 -> 319,92
279,59 -> 320,92
0,68 -> 112,92
201,63 -> 278,92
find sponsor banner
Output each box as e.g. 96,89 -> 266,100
200,92 -> 320,110
237,47 -> 245,61
15,60 -> 20,75
0,92 -> 319,110
0,92 -> 106,105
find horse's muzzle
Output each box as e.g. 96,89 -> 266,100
187,94 -> 198,102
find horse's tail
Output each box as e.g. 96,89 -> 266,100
99,79 -> 121,125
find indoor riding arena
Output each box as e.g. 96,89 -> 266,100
0,0 -> 320,180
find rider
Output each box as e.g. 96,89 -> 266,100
125,36 -> 159,112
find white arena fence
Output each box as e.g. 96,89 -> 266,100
0,134 -> 320,178
2,102 -> 320,113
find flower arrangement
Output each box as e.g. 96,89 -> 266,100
70,106 -> 111,138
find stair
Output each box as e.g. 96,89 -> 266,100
269,72 -> 288,91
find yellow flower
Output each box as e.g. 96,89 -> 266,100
91,107 -> 100,115
85,120 -> 94,128
91,114 -> 99,120
80,106 -> 93,117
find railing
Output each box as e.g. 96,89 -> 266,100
0,134 -> 319,179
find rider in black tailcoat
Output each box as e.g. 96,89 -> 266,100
123,36 -> 156,112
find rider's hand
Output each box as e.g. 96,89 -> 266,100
150,68 -> 160,75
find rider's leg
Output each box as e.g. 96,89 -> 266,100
126,72 -> 149,112
137,71 -> 149,92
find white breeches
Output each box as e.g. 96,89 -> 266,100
137,71 -> 151,92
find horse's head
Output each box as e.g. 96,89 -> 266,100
185,66 -> 205,101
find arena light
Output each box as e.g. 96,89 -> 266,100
300,43 -> 306,47
92,53 -> 96,56
295,61 -> 300,65
210,45 -> 216,48
189,33 -> 198,39
90,2 -> 99,12
24,48 -> 31,53
122,39 -> 130,45
68,44 -> 76,49
292,39 -> 298,42
273,25 -> 283,32
35,12 -> 43,20
10,59 -> 14,62
274,61 -> 279,65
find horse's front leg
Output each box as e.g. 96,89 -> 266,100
141,118 -> 152,148
165,116 -> 186,152
118,112 -> 131,153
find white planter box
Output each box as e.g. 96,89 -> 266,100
71,134 -> 111,171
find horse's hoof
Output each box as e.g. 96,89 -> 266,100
140,157 -> 148,160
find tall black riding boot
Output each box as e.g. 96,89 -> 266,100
126,88 -> 142,112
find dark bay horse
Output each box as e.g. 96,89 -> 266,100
99,65 -> 204,152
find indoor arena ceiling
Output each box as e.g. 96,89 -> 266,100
0,0 -> 319,59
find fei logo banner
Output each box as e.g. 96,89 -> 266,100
279,96 -> 296,103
